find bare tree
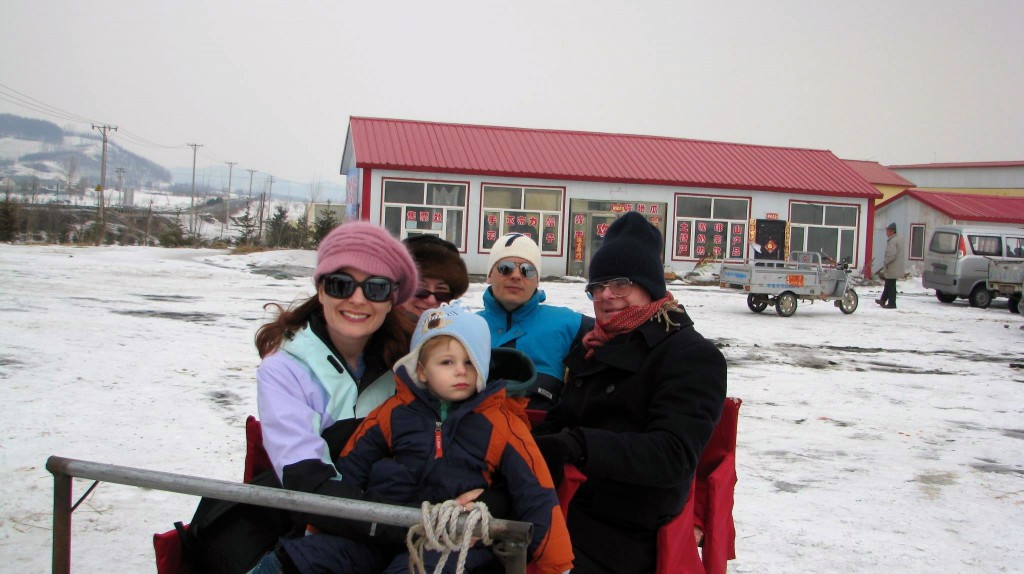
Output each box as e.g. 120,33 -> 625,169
60,156 -> 79,193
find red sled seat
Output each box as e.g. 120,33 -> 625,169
154,416 -> 271,574
530,397 -> 741,574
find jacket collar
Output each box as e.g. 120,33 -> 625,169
567,307 -> 692,376
392,365 -> 507,417
483,286 -> 546,319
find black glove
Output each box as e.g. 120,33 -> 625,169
534,428 -> 586,487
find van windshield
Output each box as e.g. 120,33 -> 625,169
929,232 -> 960,254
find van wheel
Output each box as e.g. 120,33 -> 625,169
935,291 -> 957,303
1009,295 -> 1021,314
968,285 -> 992,308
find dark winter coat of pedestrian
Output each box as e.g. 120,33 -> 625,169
533,212 -> 727,574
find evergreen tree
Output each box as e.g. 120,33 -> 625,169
232,202 -> 259,245
266,205 -> 292,248
159,208 -> 187,247
312,202 -> 339,247
293,208 -> 310,250
0,192 -> 19,241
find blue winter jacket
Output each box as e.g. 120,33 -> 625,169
478,288 -> 593,410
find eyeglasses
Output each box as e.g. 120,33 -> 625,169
414,288 -> 455,303
495,261 -> 538,279
321,272 -> 396,302
585,277 -> 634,301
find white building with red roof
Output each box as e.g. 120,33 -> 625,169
340,117 -> 883,276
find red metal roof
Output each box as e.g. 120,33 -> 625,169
877,189 -> 1024,224
348,117 -> 881,198
842,159 -> 915,187
887,160 -> 1024,169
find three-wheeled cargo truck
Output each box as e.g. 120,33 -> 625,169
719,251 -> 859,317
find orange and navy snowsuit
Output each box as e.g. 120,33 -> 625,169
337,359 -> 573,574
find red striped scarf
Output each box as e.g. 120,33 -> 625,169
582,293 -> 680,359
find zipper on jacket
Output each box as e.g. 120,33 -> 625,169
434,401 -> 450,458
434,421 -> 443,458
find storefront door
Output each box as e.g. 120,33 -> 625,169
567,200 -> 667,277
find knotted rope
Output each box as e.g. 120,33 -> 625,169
406,499 -> 493,574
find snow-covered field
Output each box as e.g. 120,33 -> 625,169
1,244 -> 1022,573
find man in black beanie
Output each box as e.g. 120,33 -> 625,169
533,212 -> 727,574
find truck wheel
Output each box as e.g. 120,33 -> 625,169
968,285 -> 992,309
839,289 -> 859,314
747,294 -> 769,313
1009,295 -> 1021,314
935,291 -> 957,304
775,292 -> 798,317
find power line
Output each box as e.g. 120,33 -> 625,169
0,81 -> 102,125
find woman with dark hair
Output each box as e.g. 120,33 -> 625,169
255,221 -> 418,521
399,234 -> 470,319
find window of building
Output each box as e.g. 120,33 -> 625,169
673,194 -> 749,260
909,224 -> 925,260
789,202 -> 858,264
381,179 -> 467,248
480,184 -> 563,253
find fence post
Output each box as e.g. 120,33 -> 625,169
52,469 -> 72,574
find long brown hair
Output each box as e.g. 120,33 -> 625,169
255,294 -> 415,366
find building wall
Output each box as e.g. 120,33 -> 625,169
874,196 -> 1024,276
892,165 -> 1024,189
362,168 -> 874,277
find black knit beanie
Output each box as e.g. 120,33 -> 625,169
588,212 -> 666,299
403,235 -> 470,297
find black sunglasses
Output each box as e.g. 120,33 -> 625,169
495,261 -> 538,279
321,272 -> 396,303
414,288 -> 455,303
585,277 -> 634,301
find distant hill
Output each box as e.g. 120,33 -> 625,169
0,113 -> 172,190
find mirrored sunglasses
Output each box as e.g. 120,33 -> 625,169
495,261 -> 538,279
585,277 -> 634,301
414,288 -> 455,303
321,272 -> 396,302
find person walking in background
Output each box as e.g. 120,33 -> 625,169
478,233 -> 594,411
399,234 -> 470,319
875,222 -> 903,309
532,212 -> 727,574
254,221 -> 418,534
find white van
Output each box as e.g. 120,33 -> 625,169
922,225 -> 1024,308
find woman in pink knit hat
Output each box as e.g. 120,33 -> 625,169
252,221 -> 420,540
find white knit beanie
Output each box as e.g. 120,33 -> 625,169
487,233 -> 542,275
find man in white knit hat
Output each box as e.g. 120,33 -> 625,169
478,233 -> 594,411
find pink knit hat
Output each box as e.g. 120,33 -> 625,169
314,222 -> 419,305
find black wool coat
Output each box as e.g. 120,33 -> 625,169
540,307 -> 727,572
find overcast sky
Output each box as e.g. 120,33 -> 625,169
2,0 -> 1021,188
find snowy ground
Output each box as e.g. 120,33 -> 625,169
1,244 -> 1022,573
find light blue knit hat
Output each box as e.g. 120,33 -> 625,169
394,301 -> 491,392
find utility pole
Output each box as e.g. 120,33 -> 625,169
246,169 -> 257,202
115,167 -> 125,206
187,143 -> 203,236
92,124 -> 117,245
223,161 -> 236,239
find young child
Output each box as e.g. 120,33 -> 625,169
267,301 -> 573,574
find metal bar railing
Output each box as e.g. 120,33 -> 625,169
46,455 -> 532,574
